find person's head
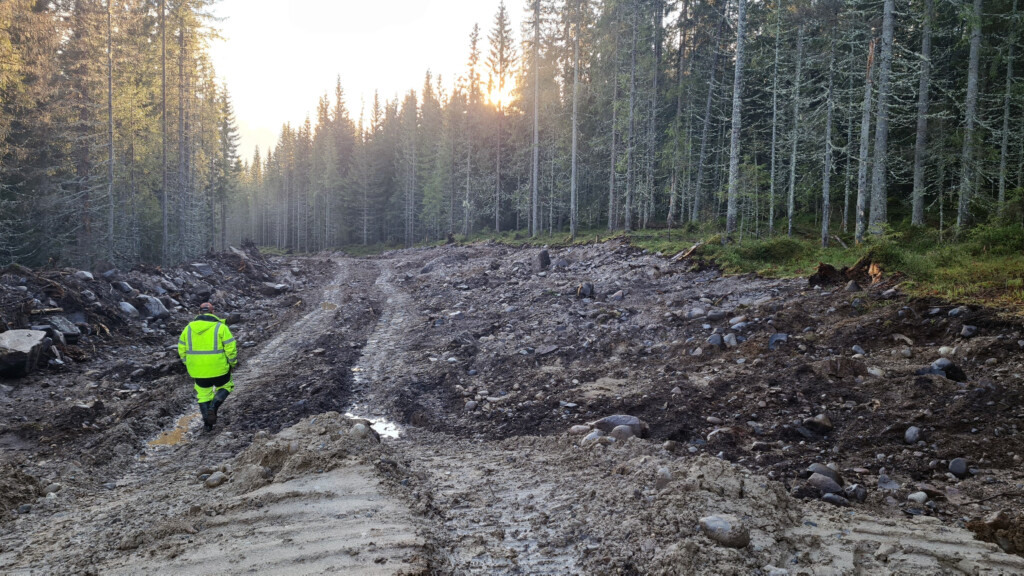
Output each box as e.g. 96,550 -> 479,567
199,302 -> 214,314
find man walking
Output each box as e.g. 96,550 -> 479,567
178,302 -> 238,431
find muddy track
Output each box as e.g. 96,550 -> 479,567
3,245 -> 1024,575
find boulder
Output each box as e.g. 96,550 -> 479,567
699,515 -> 750,548
536,250 -> 551,271
0,330 -> 51,377
118,302 -> 140,319
590,414 -> 650,438
136,295 -> 170,320
190,263 -> 216,278
259,282 -> 290,296
73,270 -> 94,281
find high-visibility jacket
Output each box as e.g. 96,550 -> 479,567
178,313 -> 237,379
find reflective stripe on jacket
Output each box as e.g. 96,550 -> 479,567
177,313 -> 237,379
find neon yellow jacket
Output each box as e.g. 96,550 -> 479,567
177,314 -> 237,379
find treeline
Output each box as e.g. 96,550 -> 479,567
231,0 -> 1024,252
0,0 -> 239,268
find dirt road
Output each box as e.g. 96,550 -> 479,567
3,244 -> 1024,574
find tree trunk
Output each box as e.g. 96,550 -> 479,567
869,0 -> 895,233
667,0 -> 689,231
998,0 -> 1017,218
624,1 -> 638,232
911,0 -> 934,226
570,0 -> 582,241
725,0 -> 747,236
821,37 -> 836,248
957,0 -> 983,230
608,24 -> 620,231
691,13 -> 725,223
855,38 -> 876,244
531,0 -> 540,237
161,0 -> 168,265
107,0 -> 115,262
768,1 -> 781,236
787,24 -> 805,238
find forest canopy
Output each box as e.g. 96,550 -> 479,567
2,0 -> 1023,268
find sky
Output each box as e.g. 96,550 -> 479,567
208,0 -> 521,161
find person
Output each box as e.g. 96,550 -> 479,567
178,302 -> 238,431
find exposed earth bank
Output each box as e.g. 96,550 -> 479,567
1,241 -> 1023,575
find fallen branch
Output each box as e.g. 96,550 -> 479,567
30,307 -> 64,315
831,235 -> 849,249
964,491 -> 1022,505
671,242 -> 704,262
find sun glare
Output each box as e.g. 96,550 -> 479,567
487,85 -> 516,108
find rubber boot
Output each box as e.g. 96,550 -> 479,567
211,389 -> 230,420
199,401 -> 215,431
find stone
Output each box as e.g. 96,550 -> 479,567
728,315 -> 747,326
654,467 -> 672,490
852,345 -> 867,356
768,333 -> 789,350
350,423 -> 371,438
260,282 -> 290,295
844,484 -> 868,503
845,280 -> 862,292
807,463 -> 843,486
204,471 -> 228,488
73,270 -> 94,281
42,316 -> 81,344
707,310 -> 727,322
707,334 -> 723,348
960,325 -> 978,338
464,401 -> 478,411
900,347 -> 913,358
706,416 -> 724,425
699,515 -> 750,548
42,483 -> 61,495
867,366 -> 885,378
609,290 -> 625,301
822,493 -> 851,507
687,308 -> 707,319
904,426 -> 921,444
881,288 -> 899,299
938,346 -> 956,357
569,425 -> 591,435
948,307 -> 966,317
136,295 -> 170,320
949,458 -> 969,478
907,491 -> 928,504
0,330 -> 50,378
576,283 -> 594,299
190,262 -> 216,278
802,413 -> 833,435
723,334 -> 738,348
580,429 -> 602,447
877,474 -> 900,491
18,504 -> 32,514
536,250 -> 551,271
113,281 -> 133,293
552,258 -> 570,268
763,566 -> 790,576
808,472 -> 843,495
118,302 -> 140,319
591,414 -> 649,438
536,344 -> 559,356
609,425 -> 635,442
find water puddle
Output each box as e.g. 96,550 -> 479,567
321,302 -> 338,311
345,407 -> 402,439
148,412 -> 199,447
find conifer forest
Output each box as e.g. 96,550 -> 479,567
2,0 -> 1023,266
